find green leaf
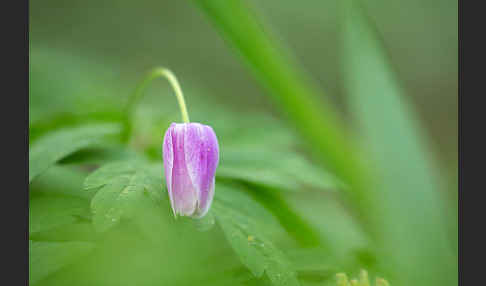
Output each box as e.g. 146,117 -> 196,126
30,223 -> 98,243
29,240 -> 94,285
285,249 -> 338,284
29,124 -> 121,183
213,184 -> 300,286
30,166 -> 92,200
59,144 -> 144,166
84,161 -> 164,232
224,180 -> 322,248
341,1 -> 456,285
29,111 -> 125,145
219,148 -> 342,192
29,196 -> 90,235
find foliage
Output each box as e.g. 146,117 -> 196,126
29,240 -> 94,285
29,124 -> 121,182
212,183 -> 300,286
29,0 -> 457,285
340,1 -> 457,284
336,270 -> 389,286
83,161 -> 164,232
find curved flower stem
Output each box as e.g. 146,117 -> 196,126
123,68 -> 190,140
127,68 -> 190,122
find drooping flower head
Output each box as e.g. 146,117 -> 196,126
163,122 -> 219,218
130,67 -> 218,218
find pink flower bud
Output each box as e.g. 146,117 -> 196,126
163,123 -> 219,218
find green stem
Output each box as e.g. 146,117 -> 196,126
123,68 -> 190,140
127,68 -> 190,122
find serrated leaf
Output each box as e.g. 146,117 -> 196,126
341,1 -> 456,285
29,124 -> 121,183
29,240 -> 94,285
84,161 -> 164,232
213,184 -> 300,286
29,196 -> 90,235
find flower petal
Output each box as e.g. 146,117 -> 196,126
194,177 -> 215,218
171,124 -> 198,216
163,124 -> 175,215
184,123 -> 219,214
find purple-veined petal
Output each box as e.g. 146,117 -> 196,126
162,122 -> 219,218
194,177 -> 215,218
184,123 -> 219,215
169,124 -> 198,216
163,124 -> 175,215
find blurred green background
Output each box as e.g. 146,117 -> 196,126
30,0 -> 457,172
29,0 -> 457,286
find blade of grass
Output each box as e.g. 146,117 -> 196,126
190,0 -> 380,241
340,1 -> 456,285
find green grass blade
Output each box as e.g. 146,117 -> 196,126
340,1 -> 456,285
190,0 -> 380,239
